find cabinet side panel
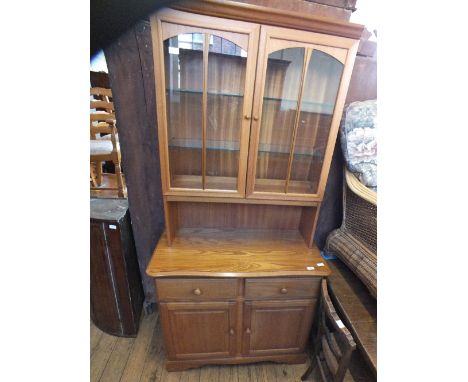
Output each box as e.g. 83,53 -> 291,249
299,205 -> 320,248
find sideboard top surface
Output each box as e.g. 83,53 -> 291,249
146,228 -> 331,278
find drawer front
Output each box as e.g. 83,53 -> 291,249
245,277 -> 321,299
156,278 -> 238,301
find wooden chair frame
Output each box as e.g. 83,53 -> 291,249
90,87 -> 125,197
302,279 -> 356,382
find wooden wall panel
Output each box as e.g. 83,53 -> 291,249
345,55 -> 377,103
176,202 -> 303,230
105,20 -> 165,311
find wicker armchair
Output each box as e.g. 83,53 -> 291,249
326,168 -> 377,298
326,99 -> 377,298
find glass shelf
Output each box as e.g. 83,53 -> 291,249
166,89 -> 243,98
168,138 -> 323,158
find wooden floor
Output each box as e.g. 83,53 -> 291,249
91,311 -> 366,382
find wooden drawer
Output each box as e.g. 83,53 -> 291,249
156,278 -> 238,301
245,277 -> 321,299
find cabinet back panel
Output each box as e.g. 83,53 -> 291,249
176,202 -> 302,229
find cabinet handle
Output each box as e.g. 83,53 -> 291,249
253,116 -> 259,121
280,288 -> 288,294
229,328 -> 235,335
244,114 -> 251,120
193,288 -> 202,296
245,328 -> 251,334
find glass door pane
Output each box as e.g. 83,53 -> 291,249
164,33 -> 204,189
206,35 -> 247,190
288,50 -> 344,194
254,47 -> 305,193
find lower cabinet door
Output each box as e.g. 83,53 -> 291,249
242,299 -> 317,356
160,301 -> 238,360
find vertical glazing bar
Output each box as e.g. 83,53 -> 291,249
285,48 -> 312,194
202,33 -> 209,189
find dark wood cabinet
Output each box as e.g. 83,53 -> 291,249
90,198 -> 144,337
242,299 -> 316,356
160,301 -> 237,360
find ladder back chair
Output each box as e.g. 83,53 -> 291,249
90,87 -> 125,197
301,279 -> 356,382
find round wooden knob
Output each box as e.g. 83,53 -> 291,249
244,114 -> 251,120
245,328 -> 251,334
253,116 -> 259,121
229,328 -> 235,335
280,288 -> 288,294
193,288 -> 202,296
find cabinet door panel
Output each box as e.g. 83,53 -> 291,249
247,26 -> 358,201
242,299 -> 317,356
153,10 -> 259,197
160,301 -> 237,360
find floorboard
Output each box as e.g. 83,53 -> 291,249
90,321 -> 104,357
120,313 -> 157,382
91,311 -> 367,382
99,336 -> 135,382
90,332 -> 118,381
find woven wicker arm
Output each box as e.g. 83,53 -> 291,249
326,167 -> 377,298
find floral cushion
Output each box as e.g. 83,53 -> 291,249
340,100 -> 377,191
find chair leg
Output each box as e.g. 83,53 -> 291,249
301,355 -> 318,381
90,164 -> 98,187
115,161 -> 125,198
95,161 -> 103,186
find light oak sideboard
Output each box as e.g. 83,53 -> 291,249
146,0 -> 364,372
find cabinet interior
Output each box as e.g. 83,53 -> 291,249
164,201 -> 318,247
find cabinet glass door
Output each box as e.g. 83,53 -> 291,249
206,36 -> 247,191
164,33 -> 204,189
255,47 -> 305,193
249,33 -> 347,200
288,50 -> 343,194
160,23 -> 256,195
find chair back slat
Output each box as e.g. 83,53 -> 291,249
321,334 -> 339,375
91,100 -> 114,111
90,123 -> 112,135
326,331 -> 343,359
90,87 -> 112,97
90,112 -> 116,122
